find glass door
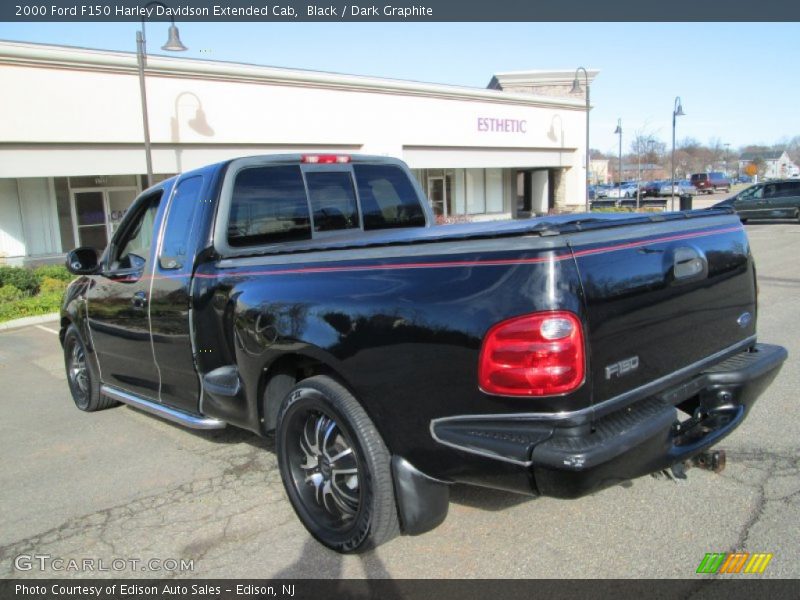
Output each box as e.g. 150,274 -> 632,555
72,191 -> 108,249
71,187 -> 140,250
428,176 -> 453,217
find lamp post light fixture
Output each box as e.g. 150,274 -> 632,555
570,67 -> 591,212
614,118 -> 622,201
137,1 -> 188,187
670,96 -> 685,211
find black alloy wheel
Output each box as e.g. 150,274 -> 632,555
276,375 -> 399,553
63,324 -> 117,412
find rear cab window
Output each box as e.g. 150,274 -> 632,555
221,158 -> 427,252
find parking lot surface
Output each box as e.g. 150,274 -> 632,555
0,218 -> 797,579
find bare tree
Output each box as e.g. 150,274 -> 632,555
630,131 -> 666,165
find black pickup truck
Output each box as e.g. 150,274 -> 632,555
61,154 -> 786,553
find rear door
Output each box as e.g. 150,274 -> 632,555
570,217 -> 756,405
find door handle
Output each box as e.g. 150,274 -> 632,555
131,291 -> 148,310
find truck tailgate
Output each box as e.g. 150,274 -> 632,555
568,215 -> 756,406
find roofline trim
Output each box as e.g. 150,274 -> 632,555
0,40 -> 587,110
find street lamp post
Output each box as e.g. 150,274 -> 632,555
570,67 -> 591,212
137,1 -> 188,188
614,118 -> 622,201
670,96 -> 685,211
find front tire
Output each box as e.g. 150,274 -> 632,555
276,375 -> 399,553
63,324 -> 116,412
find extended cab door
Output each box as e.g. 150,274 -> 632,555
148,174 -> 208,413
87,190 -> 164,399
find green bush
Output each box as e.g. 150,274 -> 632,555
0,264 -> 71,323
34,264 -> 72,283
0,284 -> 24,303
39,276 -> 69,295
0,290 -> 63,323
0,266 -> 39,295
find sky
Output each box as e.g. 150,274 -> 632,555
1,21 -> 798,155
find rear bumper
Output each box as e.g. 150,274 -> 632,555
431,343 -> 787,498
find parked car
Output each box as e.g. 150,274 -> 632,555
713,179 -> 800,222
640,181 -> 662,198
658,181 -> 698,197
594,184 -> 611,198
606,183 -> 638,199
61,153 -> 786,553
691,172 -> 732,194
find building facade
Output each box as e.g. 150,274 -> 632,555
738,151 -> 799,180
0,41 -> 596,263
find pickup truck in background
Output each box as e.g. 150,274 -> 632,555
61,154 -> 786,553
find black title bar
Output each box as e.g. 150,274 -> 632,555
2,0 -> 800,22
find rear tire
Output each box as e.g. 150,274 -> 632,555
63,324 -> 117,412
276,375 -> 399,553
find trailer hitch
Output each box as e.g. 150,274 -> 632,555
658,449 -> 727,481
689,449 -> 726,473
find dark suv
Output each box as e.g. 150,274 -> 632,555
691,172 -> 732,194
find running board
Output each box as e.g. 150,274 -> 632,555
101,385 -> 226,430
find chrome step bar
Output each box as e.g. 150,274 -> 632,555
101,385 -> 226,430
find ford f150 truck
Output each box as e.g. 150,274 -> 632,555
61,154 -> 787,553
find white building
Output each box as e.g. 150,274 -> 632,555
0,40 -> 596,264
738,150 -> 799,180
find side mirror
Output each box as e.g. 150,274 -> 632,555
66,247 -> 100,275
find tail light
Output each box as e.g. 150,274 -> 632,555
301,154 -> 351,164
478,311 -> 585,396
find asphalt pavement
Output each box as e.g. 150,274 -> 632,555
0,214 -> 797,579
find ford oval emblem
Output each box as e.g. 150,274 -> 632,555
737,312 -> 752,328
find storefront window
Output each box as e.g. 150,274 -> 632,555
466,169 -> 485,214
486,169 -> 504,213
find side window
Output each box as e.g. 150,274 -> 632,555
305,171 -> 359,232
353,164 -> 426,230
741,186 -> 763,200
763,184 -> 778,198
111,195 -> 161,271
160,176 -> 203,269
228,166 -> 310,247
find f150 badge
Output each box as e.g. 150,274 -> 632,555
605,356 -> 640,380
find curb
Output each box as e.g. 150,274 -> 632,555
0,313 -> 60,332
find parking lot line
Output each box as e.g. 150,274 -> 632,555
35,325 -> 59,335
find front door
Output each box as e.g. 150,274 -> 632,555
87,190 -> 163,400
734,184 -> 766,219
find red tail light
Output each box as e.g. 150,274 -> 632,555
301,154 -> 351,164
478,311 -> 585,396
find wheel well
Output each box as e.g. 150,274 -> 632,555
257,354 -> 350,434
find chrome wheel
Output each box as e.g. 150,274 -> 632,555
68,341 -> 89,402
297,410 -> 360,522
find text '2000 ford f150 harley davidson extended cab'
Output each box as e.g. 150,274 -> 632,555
61,154 -> 786,552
